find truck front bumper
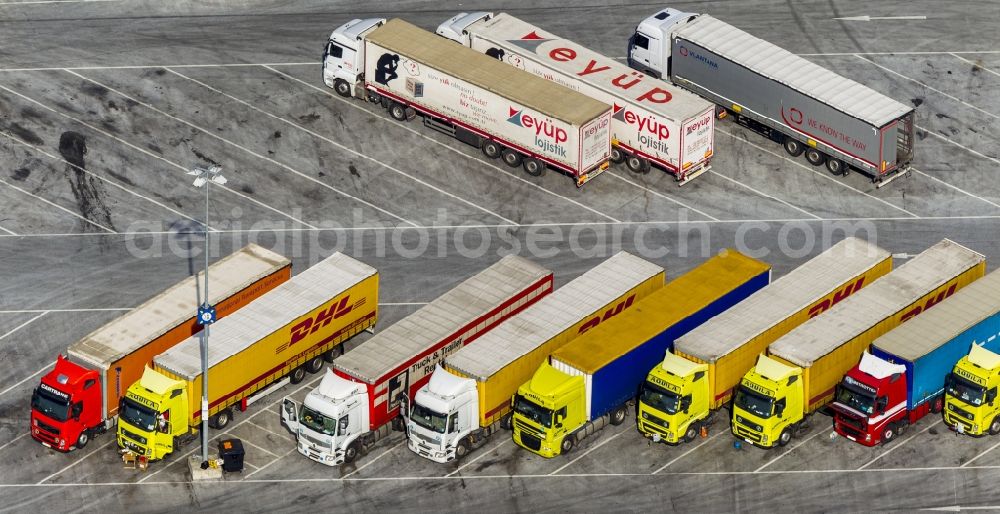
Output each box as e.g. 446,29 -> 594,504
297,440 -> 342,466
732,421 -> 774,448
407,437 -> 451,463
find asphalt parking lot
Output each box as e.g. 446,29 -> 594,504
2,0 -> 1000,511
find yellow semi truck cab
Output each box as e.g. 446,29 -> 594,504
511,362 -> 585,458
945,344 -> 1000,436
116,367 -> 189,461
637,351 -> 709,444
731,355 -> 803,448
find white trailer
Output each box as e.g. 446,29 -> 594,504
438,12 -> 716,184
323,18 -> 613,186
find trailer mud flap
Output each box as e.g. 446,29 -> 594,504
874,167 -> 911,189
677,164 -> 710,186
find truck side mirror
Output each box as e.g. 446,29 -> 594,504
988,388 -> 997,405
71,402 -> 83,420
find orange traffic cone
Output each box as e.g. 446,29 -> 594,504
700,425 -> 709,438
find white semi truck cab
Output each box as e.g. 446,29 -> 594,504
281,369 -> 371,465
627,8 -> 698,78
407,366 -> 480,463
323,18 -> 386,97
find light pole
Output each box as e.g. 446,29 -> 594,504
188,165 -> 226,467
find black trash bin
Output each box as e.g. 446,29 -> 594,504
218,438 -> 245,473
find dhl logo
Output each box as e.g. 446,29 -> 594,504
899,284 -> 957,323
289,295 -> 353,347
808,277 -> 865,318
578,294 -> 636,334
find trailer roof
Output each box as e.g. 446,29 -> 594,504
552,250 -> 769,374
445,252 -> 664,381
68,244 -> 289,370
154,253 -> 377,379
770,239 -> 985,367
674,15 -> 913,127
478,13 -> 712,121
675,238 -> 889,363
366,19 -> 610,126
334,255 -> 551,383
873,268 -> 1000,363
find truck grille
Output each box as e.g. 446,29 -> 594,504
639,419 -> 668,436
120,428 -> 147,446
837,421 -> 864,439
414,430 -> 439,445
37,420 -> 60,436
300,431 -> 327,448
838,414 -> 865,431
733,424 -> 762,443
515,420 -> 541,438
947,403 -> 974,421
734,415 -> 762,433
945,411 -> 973,431
519,433 -> 541,451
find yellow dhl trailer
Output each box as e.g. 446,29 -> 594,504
116,252 -> 377,460
734,239 -> 985,448
407,251 -> 664,462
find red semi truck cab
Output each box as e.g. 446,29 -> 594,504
831,353 -> 912,446
31,355 -> 103,451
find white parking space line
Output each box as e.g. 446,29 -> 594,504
961,440 -> 1000,468
0,0 -> 120,4
244,420 -> 295,444
0,83 -> 316,229
717,128 -> 919,218
239,439 -> 279,459
165,68 -> 516,227
0,63 -> 319,73
36,439 -> 115,484
549,429 -> 626,475
342,439 -> 406,479
0,363 -> 50,398
0,432 -> 29,453
857,420 -> 942,470
755,429 -> 830,472
652,430 -> 723,474
606,171 -> 718,221
920,127 -> 1000,167
855,55 -> 1000,121
0,311 -> 46,343
0,224 -> 16,235
262,66 -> 623,224
0,177 -> 115,233
446,439 -> 509,478
0,130 -> 216,231
950,53 -> 1000,79
64,70 -> 417,229
910,167 -> 1000,210
707,170 -> 822,220
243,447 -> 295,479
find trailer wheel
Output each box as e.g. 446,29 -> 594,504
455,439 -> 470,459
500,413 -> 513,431
333,79 -> 352,98
626,155 -> 650,174
323,345 -> 343,363
989,417 -> 1000,436
931,397 -> 944,414
782,138 -> 804,157
825,158 -> 846,175
610,147 -> 626,164
481,140 -> 502,159
804,148 -> 826,166
388,102 -> 408,121
76,430 -> 90,449
560,435 -> 575,454
609,405 -> 627,426
211,408 -> 233,430
290,366 -> 307,384
344,441 -> 360,464
501,148 -> 522,167
522,158 -> 545,177
777,428 -> 792,447
305,355 -> 325,374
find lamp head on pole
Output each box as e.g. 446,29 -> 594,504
188,165 -> 227,188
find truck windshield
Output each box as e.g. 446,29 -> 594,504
410,403 -> 447,434
300,405 -> 337,436
734,386 -> 774,419
513,394 -> 553,428
947,373 -> 986,407
120,397 -> 157,431
31,387 -> 70,422
639,381 -> 681,414
835,383 -> 876,415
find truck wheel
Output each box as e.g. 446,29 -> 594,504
777,428 -> 792,447
931,397 -> 944,414
560,435 -> 575,454
522,158 -> 545,177
76,430 -> 90,449
783,138 -> 805,157
610,147 -> 626,164
989,417 -> 1000,435
626,155 -> 650,174
804,148 -> 826,166
388,102 -> 408,121
683,425 -> 698,443
500,413 -> 513,430
305,355 -> 325,374
481,140 -> 502,159
882,423 -> 897,444
609,405 -> 627,426
455,439 -> 470,459
825,158 -> 846,175
323,345 -> 343,363
211,408 -> 233,429
290,366 -> 307,384
333,79 -> 352,98
501,148 -> 522,167
344,441 -> 362,464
